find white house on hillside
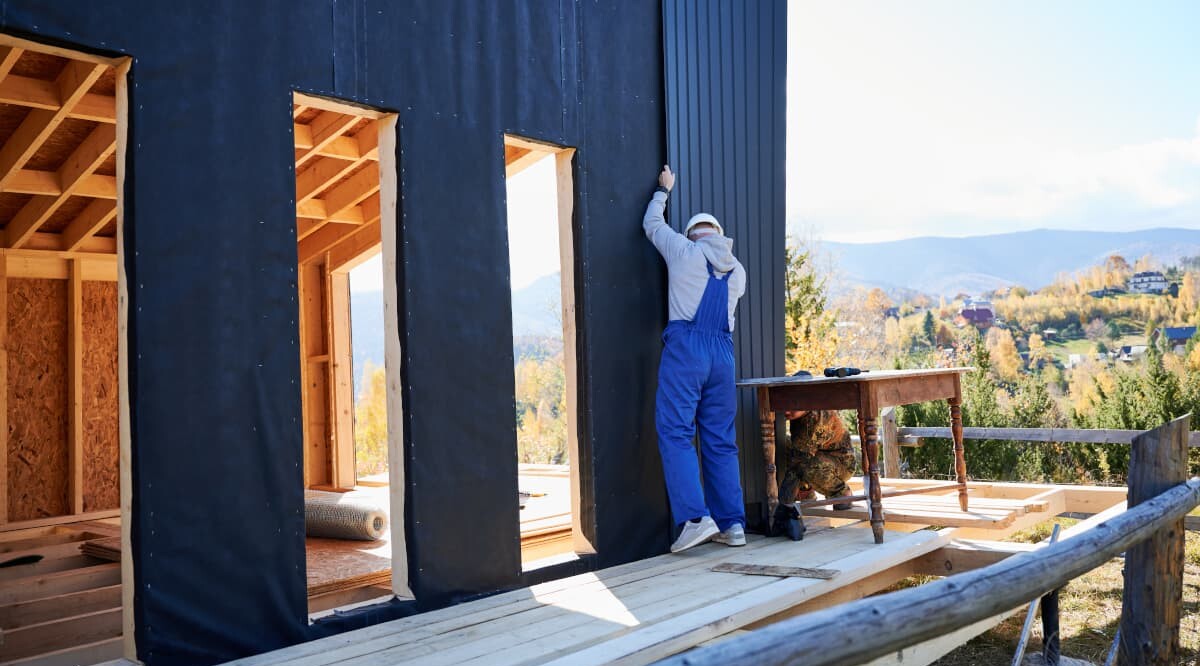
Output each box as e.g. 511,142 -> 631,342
1128,271 -> 1168,294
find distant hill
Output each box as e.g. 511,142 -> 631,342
349,274 -> 563,393
822,227 -> 1200,297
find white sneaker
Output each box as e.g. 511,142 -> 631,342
671,516 -> 719,553
712,523 -> 746,547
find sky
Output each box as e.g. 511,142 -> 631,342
789,1 -> 1200,243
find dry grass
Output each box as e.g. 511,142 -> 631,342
926,518 -> 1200,665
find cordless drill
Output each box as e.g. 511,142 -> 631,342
823,366 -> 865,378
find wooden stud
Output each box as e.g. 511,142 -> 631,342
67,260 -> 84,514
0,75 -> 116,124
326,266 -> 356,491
0,61 -> 105,193
7,123 -> 117,249
295,111 -> 359,169
1120,415 -> 1189,665
299,261 -> 330,488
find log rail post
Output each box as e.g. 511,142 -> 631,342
1120,414 -> 1189,665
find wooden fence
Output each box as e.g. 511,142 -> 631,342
667,415 -> 1198,666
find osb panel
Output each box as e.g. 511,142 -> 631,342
11,51 -> 66,80
0,105 -> 29,147
26,117 -> 97,171
0,193 -> 32,228
7,279 -> 69,522
82,281 -> 118,512
94,219 -> 117,238
294,106 -> 321,124
89,68 -> 117,96
38,195 -> 92,234
94,153 -> 117,177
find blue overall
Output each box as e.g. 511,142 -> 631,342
656,262 -> 745,530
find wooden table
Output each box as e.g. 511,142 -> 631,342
738,368 -> 972,543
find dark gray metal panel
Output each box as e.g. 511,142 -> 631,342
663,0 -> 787,526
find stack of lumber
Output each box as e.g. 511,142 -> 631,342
306,537 -> 391,597
80,537 -> 121,562
0,525 -> 123,665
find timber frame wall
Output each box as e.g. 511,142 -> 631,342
0,3 -> 786,664
0,33 -> 126,532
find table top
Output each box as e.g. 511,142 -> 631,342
737,367 -> 972,388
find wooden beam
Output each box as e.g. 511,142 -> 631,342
67,260 -> 84,514
901,425 -> 1200,448
7,123 -> 117,248
1121,416 -> 1189,664
0,252 -> 117,282
326,219 -> 382,272
62,199 -> 119,252
294,125 -> 375,161
0,606 -> 122,662
0,34 -> 124,68
297,222 -> 361,265
3,169 -> 117,199
326,268 -> 356,490
299,262 -> 329,488
505,148 -> 547,179
321,162 -> 380,219
0,62 -> 105,192
296,199 -> 366,224
294,92 -> 391,119
0,74 -> 117,124
296,111 -> 358,168
296,157 -> 363,205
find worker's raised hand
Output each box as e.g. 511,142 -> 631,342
658,165 -> 675,192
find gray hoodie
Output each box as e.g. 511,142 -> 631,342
643,191 -> 747,331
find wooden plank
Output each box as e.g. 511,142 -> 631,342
880,406 -> 900,479
296,111 -> 359,169
67,260 -> 83,514
114,56 -> 135,663
0,607 -> 122,662
0,33 -> 124,67
294,126 -> 369,161
294,92 -> 391,119
0,562 -> 120,606
0,510 -> 121,534
296,198 -> 366,223
0,75 -> 116,124
1,637 -> 122,666
296,156 -> 363,205
326,269 -> 355,490
1121,416 -> 1189,665
0,62 -> 105,194
660,479 -> 1200,666
0,584 -> 121,629
710,563 -> 838,580
0,531 -> 87,554
297,221 -> 363,265
801,504 -> 1015,529
912,539 -> 1038,576
744,560 -> 918,629
900,425 -> 1200,448
61,199 -> 119,252
537,529 -> 953,666
505,148 -> 548,178
861,609 -> 1020,666
0,555 -> 104,584
0,47 -> 23,82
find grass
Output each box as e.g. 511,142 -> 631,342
925,517 -> 1200,665
1045,334 -> 1145,363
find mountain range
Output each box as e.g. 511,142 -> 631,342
822,227 -> 1200,297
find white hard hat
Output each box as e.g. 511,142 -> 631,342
685,213 -> 723,237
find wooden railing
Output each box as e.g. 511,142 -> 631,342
667,416 -> 1198,666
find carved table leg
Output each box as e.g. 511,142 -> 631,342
758,387 -> 778,523
861,413 -> 884,543
949,395 -> 969,512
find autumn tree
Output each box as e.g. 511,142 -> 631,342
784,242 -> 838,373
864,288 -> 893,319
354,362 -> 389,476
986,327 -> 1022,381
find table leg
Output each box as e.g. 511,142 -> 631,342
758,387 -> 778,524
949,395 -> 969,512
861,412 -> 884,544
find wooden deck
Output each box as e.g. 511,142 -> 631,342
231,523 -> 952,666
0,521 -> 124,666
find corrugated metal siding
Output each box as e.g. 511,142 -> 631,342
663,0 -> 786,524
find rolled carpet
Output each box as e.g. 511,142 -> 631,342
304,490 -> 388,541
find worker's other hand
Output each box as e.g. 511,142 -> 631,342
658,165 -> 675,191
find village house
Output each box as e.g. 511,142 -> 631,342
1129,270 -> 1169,294
1158,326 -> 1197,354
956,298 -> 994,328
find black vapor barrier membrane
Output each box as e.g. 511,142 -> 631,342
0,1 -> 783,663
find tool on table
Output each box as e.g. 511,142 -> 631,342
823,367 -> 867,378
771,502 -> 806,541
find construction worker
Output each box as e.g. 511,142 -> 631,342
644,165 -> 748,553
780,407 -> 855,511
